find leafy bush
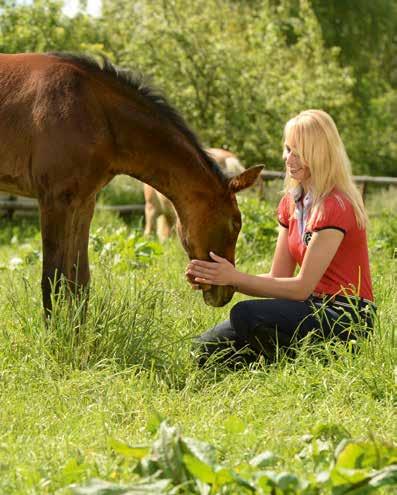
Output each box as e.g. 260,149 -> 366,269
368,210 -> 397,258
90,225 -> 163,273
0,217 -> 40,245
71,419 -> 397,494
237,195 -> 279,261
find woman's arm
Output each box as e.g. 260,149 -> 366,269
185,225 -> 294,289
269,226 -> 296,278
187,229 -> 344,301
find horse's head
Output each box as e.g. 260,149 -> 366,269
178,165 -> 263,307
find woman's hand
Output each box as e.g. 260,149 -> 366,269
185,270 -> 201,290
186,252 -> 238,287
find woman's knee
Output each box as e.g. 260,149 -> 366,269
192,319 -> 254,367
230,301 -> 257,335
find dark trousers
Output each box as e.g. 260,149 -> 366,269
194,296 -> 375,366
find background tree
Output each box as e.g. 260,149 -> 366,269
0,0 -> 105,54
271,0 -> 397,175
100,0 -> 354,170
0,0 -> 395,175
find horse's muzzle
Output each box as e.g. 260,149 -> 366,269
202,284 -> 235,307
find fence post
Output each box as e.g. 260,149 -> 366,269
357,182 -> 367,203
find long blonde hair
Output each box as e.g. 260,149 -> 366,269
283,109 -> 367,228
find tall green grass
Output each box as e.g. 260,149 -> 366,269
0,191 -> 395,493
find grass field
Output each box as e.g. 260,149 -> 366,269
0,188 -> 396,494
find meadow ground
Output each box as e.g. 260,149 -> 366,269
0,185 -> 395,494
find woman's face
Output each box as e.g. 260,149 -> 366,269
283,141 -> 311,183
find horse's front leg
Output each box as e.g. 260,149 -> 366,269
38,196 -> 96,319
144,200 -> 158,237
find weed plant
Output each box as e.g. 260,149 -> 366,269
0,190 -> 395,493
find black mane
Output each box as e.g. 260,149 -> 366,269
48,52 -> 226,183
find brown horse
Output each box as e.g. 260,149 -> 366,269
0,52 -> 262,313
143,148 -> 245,241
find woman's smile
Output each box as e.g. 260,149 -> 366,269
288,166 -> 303,173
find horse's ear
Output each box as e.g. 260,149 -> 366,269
228,165 -> 264,193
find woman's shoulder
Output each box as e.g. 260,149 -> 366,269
312,189 -> 357,233
277,191 -> 295,209
322,189 -> 354,213
277,193 -> 291,226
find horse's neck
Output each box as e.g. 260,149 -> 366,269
145,150 -> 221,218
111,111 -> 224,210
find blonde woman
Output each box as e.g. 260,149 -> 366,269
187,109 -> 375,364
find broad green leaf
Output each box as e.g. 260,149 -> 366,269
134,458 -> 159,478
148,422 -> 188,483
335,440 -> 397,470
183,454 -> 216,484
229,471 -> 256,491
71,478 -> 133,494
331,484 -> 372,495
249,451 -> 277,468
122,479 -> 171,494
214,467 -> 235,485
71,478 -> 171,494
276,472 -> 301,491
183,436 -> 216,465
335,442 -> 371,469
108,438 -> 150,459
331,467 -> 369,487
369,465 -> 397,489
255,471 -> 278,491
316,470 -> 330,484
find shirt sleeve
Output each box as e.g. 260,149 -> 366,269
311,193 -> 354,234
277,194 -> 291,228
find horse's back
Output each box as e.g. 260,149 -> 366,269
0,53 -> 94,125
0,53 -> 108,197
206,148 -> 245,178
207,148 -> 236,166
0,54 -> 49,195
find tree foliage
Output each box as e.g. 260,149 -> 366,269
0,0 -> 105,55
0,0 -> 395,175
100,0 -> 355,169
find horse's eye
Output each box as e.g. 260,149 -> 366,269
233,220 -> 241,231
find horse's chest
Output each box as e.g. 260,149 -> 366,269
0,155 -> 35,197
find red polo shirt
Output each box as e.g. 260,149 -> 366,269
277,190 -> 373,301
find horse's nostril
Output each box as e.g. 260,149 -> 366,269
203,285 -> 234,307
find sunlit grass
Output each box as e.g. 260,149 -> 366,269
0,192 -> 395,493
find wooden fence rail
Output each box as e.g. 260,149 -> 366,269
258,170 -> 397,202
0,200 -> 145,218
259,170 -> 397,185
0,171 -> 396,216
